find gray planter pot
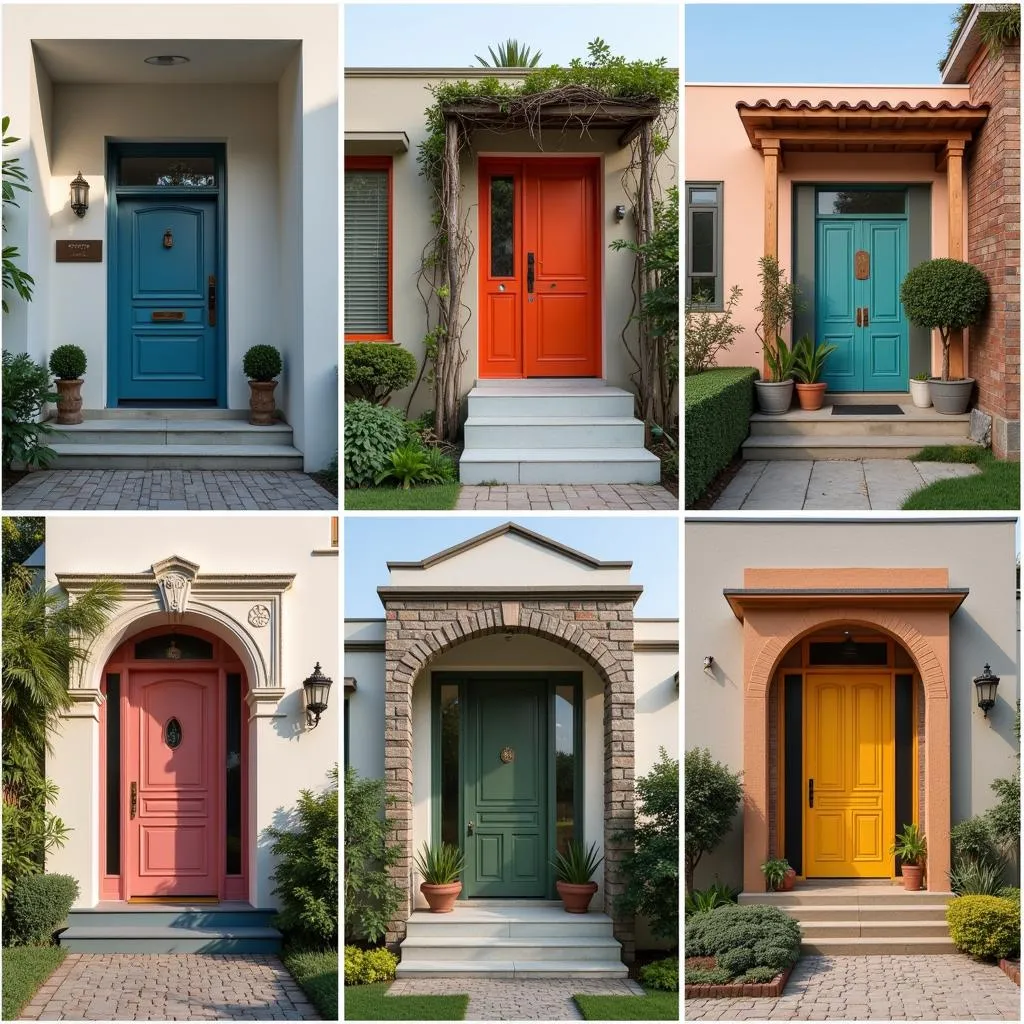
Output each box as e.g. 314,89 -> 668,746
755,379 -> 794,415
929,377 -> 974,415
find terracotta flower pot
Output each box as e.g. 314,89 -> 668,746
900,863 -> 925,891
782,867 -> 797,891
556,880 -> 598,914
420,881 -> 461,913
795,382 -> 827,411
55,378 -> 84,425
248,380 -> 278,426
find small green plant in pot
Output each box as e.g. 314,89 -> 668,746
48,344 -> 87,425
242,345 -> 283,425
910,371 -> 932,409
890,823 -> 927,890
792,335 -> 837,411
552,839 -> 603,913
760,857 -> 795,892
414,841 -> 465,913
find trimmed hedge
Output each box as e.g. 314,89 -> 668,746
947,895 -> 1020,961
685,903 -> 801,981
684,367 -> 757,506
4,874 -> 79,947
344,945 -> 398,986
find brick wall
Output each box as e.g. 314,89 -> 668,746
967,40 -> 1021,458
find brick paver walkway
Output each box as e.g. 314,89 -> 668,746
685,955 -> 1021,1020
3,471 -> 337,510
20,953 -> 320,1021
456,484 -> 677,510
387,977 -> 643,1021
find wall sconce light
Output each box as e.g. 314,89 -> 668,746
973,663 -> 999,717
614,204 -> 626,222
70,172 -> 90,218
704,655 -> 714,672
302,662 -> 333,728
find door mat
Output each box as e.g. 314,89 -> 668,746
127,897 -> 220,904
832,404 -> 904,415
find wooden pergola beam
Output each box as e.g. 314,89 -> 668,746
754,127 -> 975,149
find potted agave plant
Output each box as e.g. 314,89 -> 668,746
890,823 -> 927,891
49,344 -> 87,425
552,839 -> 603,914
243,344 -> 283,426
414,841 -> 465,913
792,335 -> 837,411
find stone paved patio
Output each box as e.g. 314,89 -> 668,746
387,976 -> 644,1021
2,470 -> 337,510
685,955 -> 1021,1021
456,484 -> 677,510
711,459 -> 980,510
20,953 -> 321,1021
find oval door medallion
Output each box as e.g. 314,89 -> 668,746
165,717 -> 182,749
500,746 -> 514,763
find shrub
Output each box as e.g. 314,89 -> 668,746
684,367 -> 757,506
717,946 -> 753,976
952,816 -> 1004,868
264,766 -> 337,949
739,966 -> 780,984
343,945 -> 398,986
685,882 -> 739,918
685,966 -> 733,985
48,345 -> 86,380
242,345 -> 282,381
946,895 -> 1020,961
2,351 -> 57,470
343,401 -> 407,488
344,767 -> 403,944
684,748 -> 742,894
639,956 -> 678,991
950,857 -> 1005,896
421,445 -> 457,483
685,904 -> 801,981
616,748 -> 678,941
4,873 -> 78,946
374,442 -> 449,489
685,285 -> 744,375
344,344 -> 417,406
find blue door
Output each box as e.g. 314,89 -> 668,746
816,215 -> 908,392
115,198 -> 218,402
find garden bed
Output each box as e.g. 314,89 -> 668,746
684,958 -> 792,999
1000,958 -> 1020,986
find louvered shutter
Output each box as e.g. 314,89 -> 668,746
345,169 -> 389,334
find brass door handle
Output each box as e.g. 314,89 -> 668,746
467,821 -> 475,836
526,253 -> 535,294
207,275 -> 217,327
130,782 -> 137,820
862,307 -> 869,327
808,778 -> 814,809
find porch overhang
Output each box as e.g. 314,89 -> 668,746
725,586 -> 970,622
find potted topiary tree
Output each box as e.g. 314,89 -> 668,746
792,335 -> 838,411
890,823 -> 927,891
552,839 -> 603,913
754,256 -> 802,414
242,345 -> 283,425
413,841 -> 465,913
899,258 -> 989,415
48,344 -> 86,425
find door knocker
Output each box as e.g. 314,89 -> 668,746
500,746 -> 515,764
163,229 -> 174,249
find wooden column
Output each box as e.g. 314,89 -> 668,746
762,141 -> 781,260
946,140 -> 967,377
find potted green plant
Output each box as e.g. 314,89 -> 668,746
909,372 -> 932,409
899,258 -> 989,415
754,256 -> 802,415
890,823 -> 927,891
552,839 -> 603,913
242,345 -> 283,425
792,335 -> 838,411
760,857 -> 794,892
413,841 -> 465,913
48,344 -> 86,425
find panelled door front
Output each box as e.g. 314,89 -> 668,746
804,673 -> 894,878
479,158 -> 601,378
126,670 -> 219,897
464,679 -> 548,897
816,217 -> 908,392
116,198 -> 219,402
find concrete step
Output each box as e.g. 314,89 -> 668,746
48,419 -> 295,447
49,443 -> 304,470
749,408 -> 972,438
405,908 -> 614,939
798,919 -> 951,939
459,447 -> 660,485
400,936 -> 622,962
59,925 -> 282,954
784,903 -> 952,922
829,392 -> 914,405
741,435 -> 982,461
741,890 -> 955,907
65,905 -> 277,929
78,408 -> 250,420
396,959 -> 628,978
800,936 -> 957,955
466,385 -> 636,419
463,416 -> 645,449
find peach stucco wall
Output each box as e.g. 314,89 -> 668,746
685,84 -> 971,372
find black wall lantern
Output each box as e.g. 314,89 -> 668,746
973,663 -> 999,717
303,662 -> 333,729
70,172 -> 90,218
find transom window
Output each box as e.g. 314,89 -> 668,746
816,189 -> 906,216
345,156 -> 392,339
118,156 -> 217,188
686,182 -> 723,308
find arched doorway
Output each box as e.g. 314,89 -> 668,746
99,625 -> 249,902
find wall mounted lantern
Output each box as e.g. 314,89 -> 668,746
703,655 -> 714,672
840,630 -> 859,663
614,204 -> 627,222
973,663 -> 999,717
70,172 -> 90,218
303,662 -> 333,728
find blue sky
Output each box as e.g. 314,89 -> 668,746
345,4 -> 679,66
344,517 -> 679,618
686,4 -> 961,84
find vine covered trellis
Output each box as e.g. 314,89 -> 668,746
406,40 -> 678,444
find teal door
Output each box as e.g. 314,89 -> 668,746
816,216 -> 908,392
463,679 -> 548,898
114,197 -> 219,402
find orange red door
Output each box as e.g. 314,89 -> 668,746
479,158 -> 601,378
127,670 -> 219,897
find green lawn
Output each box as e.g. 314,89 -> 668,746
575,986 -> 679,1020
282,948 -> 338,1021
345,982 -> 469,1020
903,446 -> 1019,510
344,483 -> 461,511
2,946 -> 67,1020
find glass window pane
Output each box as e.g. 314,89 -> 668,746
818,190 -> 905,215
226,674 -> 242,875
439,685 -> 460,848
689,276 -> 718,305
119,156 -> 216,187
134,633 -> 213,659
690,210 -> 715,274
345,169 -> 389,334
689,187 -> 719,205
490,177 -> 515,277
809,641 -> 888,666
555,685 -> 575,856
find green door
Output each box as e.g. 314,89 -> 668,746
464,679 -> 548,898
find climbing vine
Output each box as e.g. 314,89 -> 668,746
406,40 -> 678,443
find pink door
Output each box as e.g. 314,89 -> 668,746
127,670 -> 220,897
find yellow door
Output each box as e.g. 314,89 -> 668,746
805,673 -> 894,877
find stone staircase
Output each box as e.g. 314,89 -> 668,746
740,883 -> 956,955
46,410 -> 303,470
59,902 -> 282,954
397,900 -> 627,978
743,393 -> 978,461
460,380 -> 660,484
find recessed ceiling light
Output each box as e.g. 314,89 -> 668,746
144,55 -> 190,66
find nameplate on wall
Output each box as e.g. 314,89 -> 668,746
56,240 -> 102,263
